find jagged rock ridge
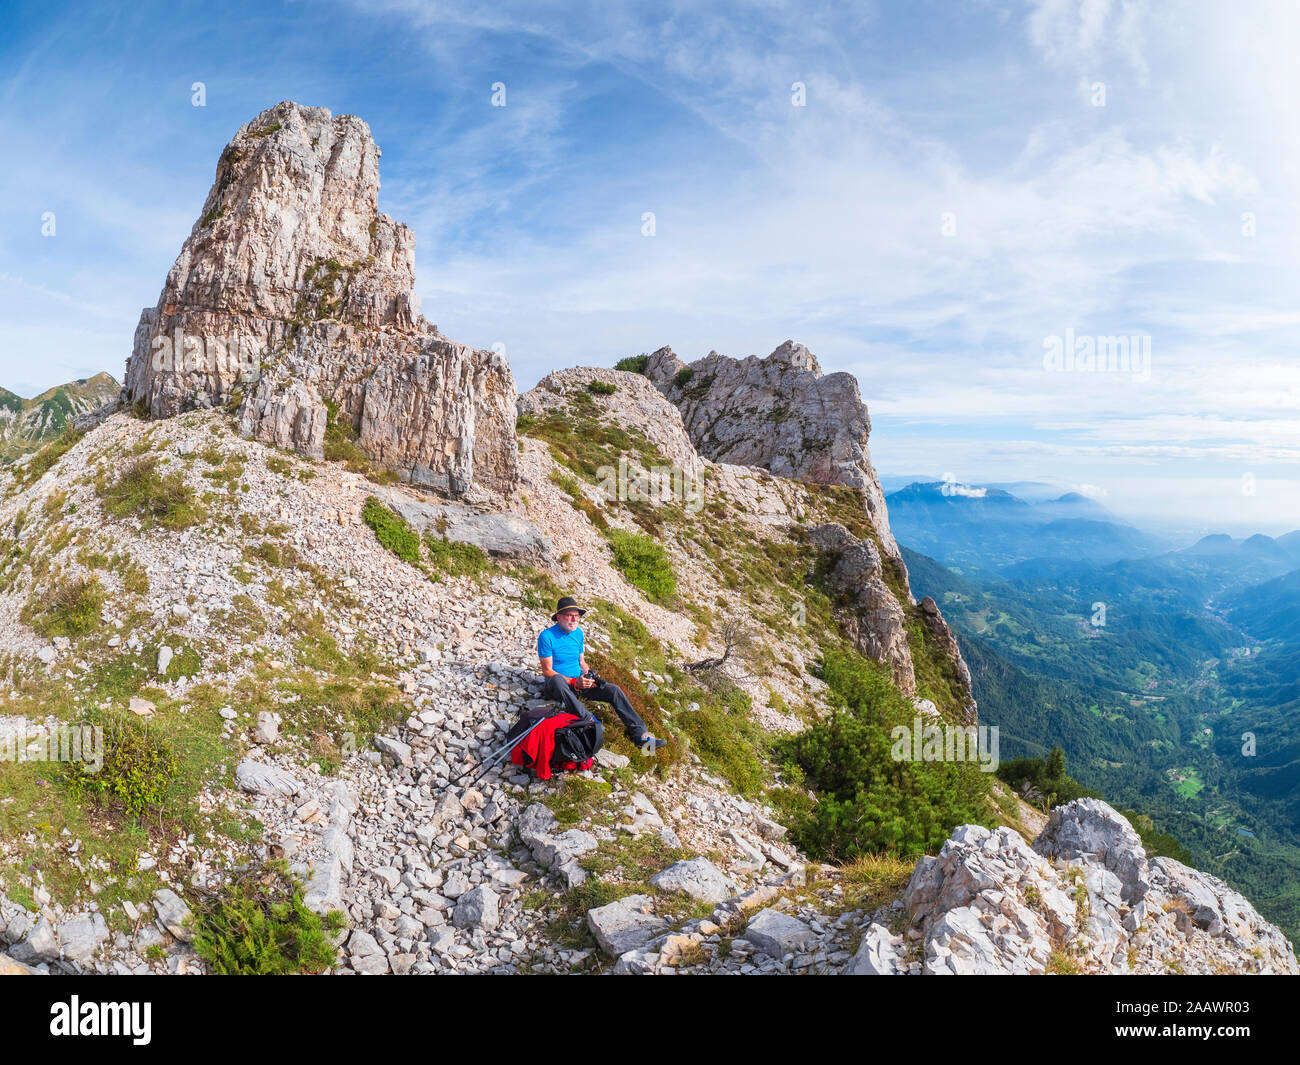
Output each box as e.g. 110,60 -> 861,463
109,101 -> 517,498
860,798 -> 1299,975
644,341 -> 899,560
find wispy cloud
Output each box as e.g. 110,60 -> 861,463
0,0 -> 1295,528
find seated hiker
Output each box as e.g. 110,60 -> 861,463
537,596 -> 666,753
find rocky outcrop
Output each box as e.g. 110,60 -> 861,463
644,341 -> 897,559
805,522 -> 915,695
887,799 -> 1299,975
641,341 -> 975,714
117,100 -> 517,498
517,366 -> 705,482
918,596 -> 973,695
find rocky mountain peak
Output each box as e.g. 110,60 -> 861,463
150,101 -> 414,330
114,100 -> 517,499
643,340 -> 898,562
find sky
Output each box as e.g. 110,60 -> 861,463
1,0 -> 1297,536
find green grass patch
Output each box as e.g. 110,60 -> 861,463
362,497 -> 421,564
98,455 -> 204,530
674,677 -> 767,796
423,532 -> 489,579
23,573 -> 105,638
61,710 -> 181,822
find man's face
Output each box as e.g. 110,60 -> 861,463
557,609 -> 581,632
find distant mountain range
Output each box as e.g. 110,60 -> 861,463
0,372 -> 119,460
885,480 -> 1162,572
886,479 -> 1300,586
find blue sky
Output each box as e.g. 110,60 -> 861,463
1,0 -> 1298,534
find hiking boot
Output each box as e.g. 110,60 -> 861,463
638,735 -> 667,753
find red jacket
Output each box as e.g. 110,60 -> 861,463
511,713 -> 581,780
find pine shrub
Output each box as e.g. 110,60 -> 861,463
779,648 -> 992,860
191,860 -> 345,974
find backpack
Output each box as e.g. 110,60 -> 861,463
506,701 -> 604,778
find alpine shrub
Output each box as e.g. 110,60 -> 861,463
191,860 -> 346,974
779,648 -> 992,860
605,528 -> 676,604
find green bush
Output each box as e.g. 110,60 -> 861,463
423,532 -> 489,577
673,368 -> 694,389
614,355 -> 648,375
779,648 -> 992,860
99,455 -> 202,530
62,712 -> 180,821
676,679 -> 766,795
605,528 -> 676,604
191,860 -> 345,974
362,497 -> 420,564
587,381 -> 618,395
994,753 -> 1096,808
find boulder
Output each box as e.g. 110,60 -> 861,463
1033,798 -> 1149,901
648,858 -> 737,904
152,889 -> 194,941
452,885 -> 500,932
744,909 -> 815,957
235,760 -> 301,797
587,900 -> 668,958
844,922 -> 904,975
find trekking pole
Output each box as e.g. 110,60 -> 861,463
437,715 -> 550,795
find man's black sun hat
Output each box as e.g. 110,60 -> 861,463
551,596 -> 587,622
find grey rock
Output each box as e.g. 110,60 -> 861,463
587,901 -> 668,958
844,922 -> 904,975
533,829 -> 598,869
1034,798 -> 1149,901
555,861 -> 587,891
370,487 -> 550,562
745,909 -> 814,957
373,734 -> 412,767
348,930 -> 382,958
648,858 -> 737,904
595,749 -> 630,770
58,915 -> 109,963
304,854 -> 346,915
152,889 -> 194,942
23,917 -> 59,962
452,885 -> 500,931
235,760 -> 300,797
255,712 -> 279,744
428,792 -> 464,832
516,803 -> 558,848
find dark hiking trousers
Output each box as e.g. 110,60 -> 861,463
542,673 -> 649,741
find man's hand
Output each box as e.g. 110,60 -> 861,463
569,675 -> 595,690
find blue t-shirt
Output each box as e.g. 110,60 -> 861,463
538,623 -> 584,679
